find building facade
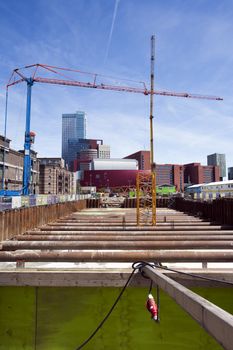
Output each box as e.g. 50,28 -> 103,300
228,167 -> 233,180
124,150 -> 220,191
98,144 -> 110,159
39,158 -> 74,194
0,135 -> 39,193
207,153 -> 226,180
156,164 -> 184,192
81,170 -> 148,189
72,139 -> 110,171
124,150 -> 150,170
92,159 -> 138,171
184,163 -> 220,186
62,111 -> 87,167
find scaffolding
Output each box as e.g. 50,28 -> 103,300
136,171 -> 156,226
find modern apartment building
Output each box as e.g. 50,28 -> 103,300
0,135 -> 39,193
62,111 -> 87,167
207,153 -> 226,180
38,158 -> 74,194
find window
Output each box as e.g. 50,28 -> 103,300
0,149 -> 4,162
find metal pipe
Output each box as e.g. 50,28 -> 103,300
27,230 -> 233,235
50,220 -> 211,224
40,225 -> 228,231
14,234 -> 233,241
0,250 -> 232,262
1,88 -> 9,191
23,79 -> 33,195
2,240 -> 233,251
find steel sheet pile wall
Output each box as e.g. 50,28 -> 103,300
174,198 -> 233,225
86,198 -> 100,208
0,200 -> 86,242
122,197 -> 169,208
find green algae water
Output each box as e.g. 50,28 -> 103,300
0,286 -> 232,349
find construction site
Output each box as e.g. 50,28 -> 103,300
0,23 -> 232,350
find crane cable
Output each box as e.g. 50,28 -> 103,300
75,261 -> 233,350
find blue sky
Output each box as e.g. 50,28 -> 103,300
0,0 -> 232,173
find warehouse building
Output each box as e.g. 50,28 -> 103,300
39,158 -> 75,194
0,135 -> 39,193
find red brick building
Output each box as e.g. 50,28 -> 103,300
156,164 -> 184,192
80,150 -> 220,192
124,151 -> 150,170
183,163 -> 220,186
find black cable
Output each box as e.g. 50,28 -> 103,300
75,268 -> 137,350
148,279 -> 153,294
155,264 -> 233,286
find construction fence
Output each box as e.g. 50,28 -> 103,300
0,194 -> 90,212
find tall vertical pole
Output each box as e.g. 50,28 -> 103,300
22,78 -> 33,195
1,88 -> 9,191
150,35 -> 156,225
150,35 -> 155,168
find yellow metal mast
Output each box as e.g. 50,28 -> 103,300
137,35 -> 156,226
150,35 -> 156,225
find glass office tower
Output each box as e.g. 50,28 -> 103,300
207,153 -> 226,181
62,111 -> 86,167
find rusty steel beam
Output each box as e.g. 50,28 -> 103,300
55,220 -> 205,224
0,250 -> 232,262
27,230 -> 233,235
2,240 -> 233,251
14,234 -> 233,241
142,266 -> 233,350
58,219 -> 204,223
46,222 -> 215,227
39,225 -> 230,231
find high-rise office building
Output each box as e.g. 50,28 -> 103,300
228,167 -> 233,180
62,111 -> 86,167
207,153 -> 226,180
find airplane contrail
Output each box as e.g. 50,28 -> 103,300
104,0 -> 120,65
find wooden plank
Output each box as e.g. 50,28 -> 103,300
0,268 -> 232,287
